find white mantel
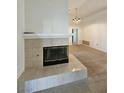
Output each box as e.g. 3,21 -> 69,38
23,33 -> 73,39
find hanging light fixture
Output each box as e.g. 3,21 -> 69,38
72,8 -> 81,24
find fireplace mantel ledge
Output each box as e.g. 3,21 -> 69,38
23,33 -> 73,39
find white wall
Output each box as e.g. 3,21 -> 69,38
79,9 -> 107,52
25,0 -> 68,34
17,0 -> 25,78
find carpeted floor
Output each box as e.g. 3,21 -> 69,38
35,45 -> 107,93
69,45 -> 107,77
69,45 -> 107,93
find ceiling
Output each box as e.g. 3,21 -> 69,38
69,0 -> 107,18
68,0 -> 86,9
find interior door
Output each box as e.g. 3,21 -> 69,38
72,28 -> 78,45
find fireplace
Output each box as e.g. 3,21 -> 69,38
43,45 -> 68,66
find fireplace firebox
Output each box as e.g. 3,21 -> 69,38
43,45 -> 68,66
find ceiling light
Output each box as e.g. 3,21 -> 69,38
72,8 -> 81,24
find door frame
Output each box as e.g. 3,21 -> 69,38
72,27 -> 79,45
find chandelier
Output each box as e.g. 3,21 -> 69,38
72,8 -> 81,24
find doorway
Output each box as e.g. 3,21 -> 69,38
72,28 -> 79,45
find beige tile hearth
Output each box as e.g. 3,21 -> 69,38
18,54 -> 87,93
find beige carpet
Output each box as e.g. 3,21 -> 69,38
69,45 -> 107,77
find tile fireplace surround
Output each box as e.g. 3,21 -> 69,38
25,38 -> 68,69
18,38 -> 87,93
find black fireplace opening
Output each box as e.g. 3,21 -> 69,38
43,45 -> 69,66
